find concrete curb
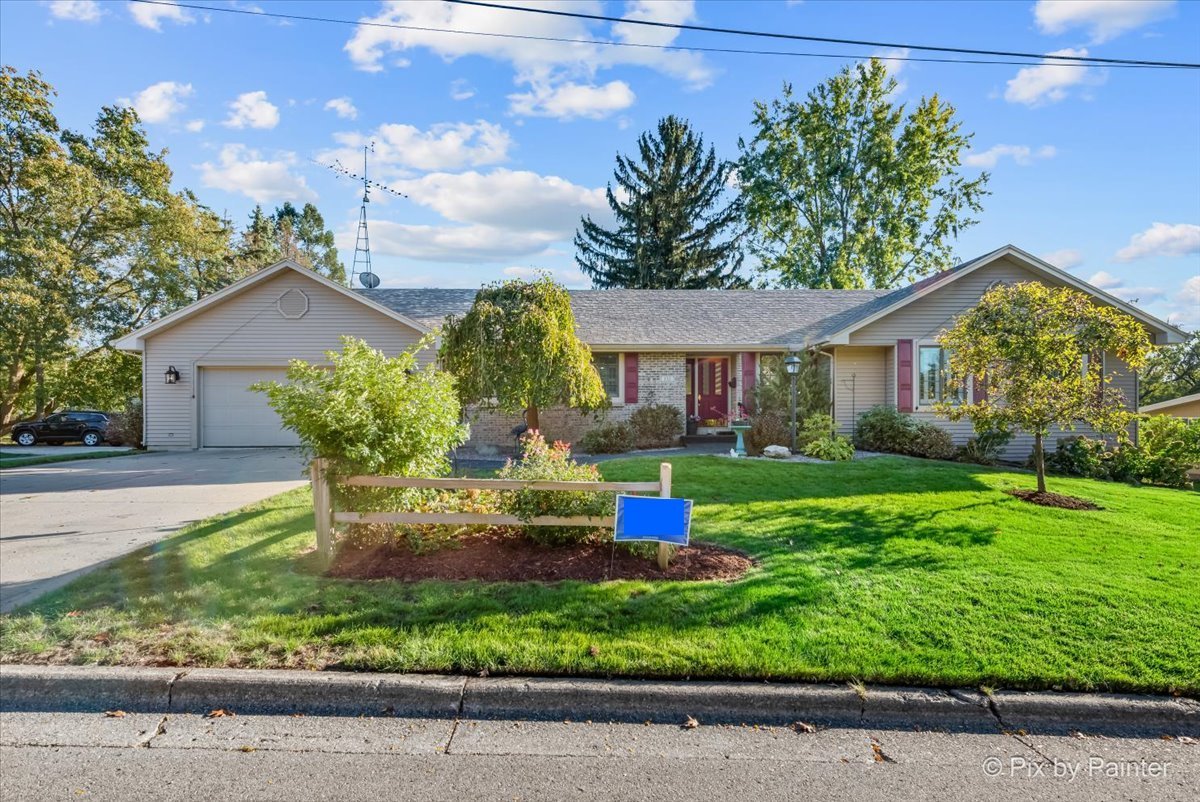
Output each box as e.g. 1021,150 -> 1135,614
2,665 -> 1196,734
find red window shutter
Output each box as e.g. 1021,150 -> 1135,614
741,352 -> 756,412
897,339 -> 914,412
972,374 -> 988,402
624,353 -> 638,404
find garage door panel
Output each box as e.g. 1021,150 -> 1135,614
201,367 -> 300,447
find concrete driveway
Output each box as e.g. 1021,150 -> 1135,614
0,449 -> 308,612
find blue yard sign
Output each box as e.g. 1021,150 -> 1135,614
613,495 -> 693,546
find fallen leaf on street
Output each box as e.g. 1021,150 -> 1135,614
682,715 -> 699,729
1178,736 -> 1196,745
239,745 -> 256,753
206,709 -> 234,718
794,721 -> 816,733
103,710 -> 126,718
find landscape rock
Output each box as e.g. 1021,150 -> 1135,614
763,445 -> 791,459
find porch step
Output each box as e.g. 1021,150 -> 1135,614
682,434 -> 736,445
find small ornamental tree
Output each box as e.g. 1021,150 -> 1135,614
439,277 -> 610,433
254,336 -> 467,479
936,282 -> 1153,495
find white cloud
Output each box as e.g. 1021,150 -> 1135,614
321,120 -> 513,173
362,222 -> 564,263
199,145 -> 316,203
324,97 -> 358,120
611,0 -> 696,47
127,0 -> 193,30
344,0 -> 710,86
1114,223 -> 1200,262
47,1 -> 103,22
1033,0 -> 1175,44
1164,275 -> 1200,329
184,119 -> 205,132
964,144 -> 1057,168
121,81 -> 192,124
223,91 -> 280,129
508,79 -> 635,120
1086,270 -> 1164,303
1004,48 -> 1103,106
450,79 -> 476,101
346,168 -> 609,264
503,266 -> 589,287
392,169 -> 608,233
1041,248 -> 1084,270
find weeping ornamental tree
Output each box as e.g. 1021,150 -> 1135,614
439,277 -> 609,434
738,59 -> 989,289
936,282 -> 1153,496
575,115 -> 746,289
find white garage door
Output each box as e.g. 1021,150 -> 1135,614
200,367 -> 300,447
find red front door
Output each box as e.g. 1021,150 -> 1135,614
695,357 -> 729,425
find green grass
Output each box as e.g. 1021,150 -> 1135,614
2,456 -> 1197,693
0,448 -> 137,469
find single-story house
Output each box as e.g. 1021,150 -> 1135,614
113,244 -> 1187,459
1140,392 -> 1200,419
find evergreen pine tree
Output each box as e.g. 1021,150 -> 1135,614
575,116 -> 746,289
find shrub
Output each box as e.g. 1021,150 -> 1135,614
1138,416 -> 1200,488
629,403 -> 682,449
105,402 -> 143,448
746,410 -> 792,456
498,433 -> 611,546
957,428 -> 1011,465
801,434 -> 854,461
579,420 -> 635,454
909,422 -> 957,460
255,336 -> 468,513
854,405 -> 916,453
798,412 -> 836,448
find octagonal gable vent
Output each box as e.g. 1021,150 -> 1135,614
277,288 -> 309,319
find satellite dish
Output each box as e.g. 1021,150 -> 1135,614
359,272 -> 380,289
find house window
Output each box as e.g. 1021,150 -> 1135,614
918,346 -> 963,406
593,353 -> 621,399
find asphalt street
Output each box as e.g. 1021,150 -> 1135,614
0,711 -> 1194,801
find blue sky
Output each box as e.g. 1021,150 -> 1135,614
4,0 -> 1198,329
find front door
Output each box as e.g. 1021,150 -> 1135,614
695,357 -> 729,425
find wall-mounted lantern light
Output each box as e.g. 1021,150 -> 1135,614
165,365 -> 181,385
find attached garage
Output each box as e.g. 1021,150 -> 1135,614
114,260 -> 432,450
199,367 -> 299,447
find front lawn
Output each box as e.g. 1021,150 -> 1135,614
0,448 -> 136,469
2,456 -> 1197,694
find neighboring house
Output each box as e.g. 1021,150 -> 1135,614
114,245 -> 1187,459
1140,392 -> 1200,419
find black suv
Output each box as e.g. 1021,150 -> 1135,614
10,411 -> 111,447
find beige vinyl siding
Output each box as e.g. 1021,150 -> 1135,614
848,255 -> 1054,346
832,347 -> 888,437
143,270 -> 426,449
1145,398 -> 1200,418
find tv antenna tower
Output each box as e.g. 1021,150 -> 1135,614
322,144 -> 407,289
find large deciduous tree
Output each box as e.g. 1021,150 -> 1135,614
439,277 -> 609,434
575,115 -> 746,289
737,59 -> 989,289
0,67 -> 229,428
1140,332 -> 1200,405
936,282 -> 1153,496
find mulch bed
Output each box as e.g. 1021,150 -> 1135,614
1007,489 -> 1101,510
327,531 -> 753,583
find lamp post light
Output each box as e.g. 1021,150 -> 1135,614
784,353 -> 801,452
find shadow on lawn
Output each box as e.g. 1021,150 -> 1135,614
23,459 -> 1005,651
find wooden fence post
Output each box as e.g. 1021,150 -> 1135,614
657,461 -> 673,571
311,458 -> 333,564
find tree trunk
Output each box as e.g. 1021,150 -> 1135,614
1034,431 -> 1047,494
526,404 -> 540,436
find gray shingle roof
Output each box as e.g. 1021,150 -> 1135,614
360,286 -> 904,347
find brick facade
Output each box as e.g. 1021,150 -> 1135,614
464,352 -> 689,453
